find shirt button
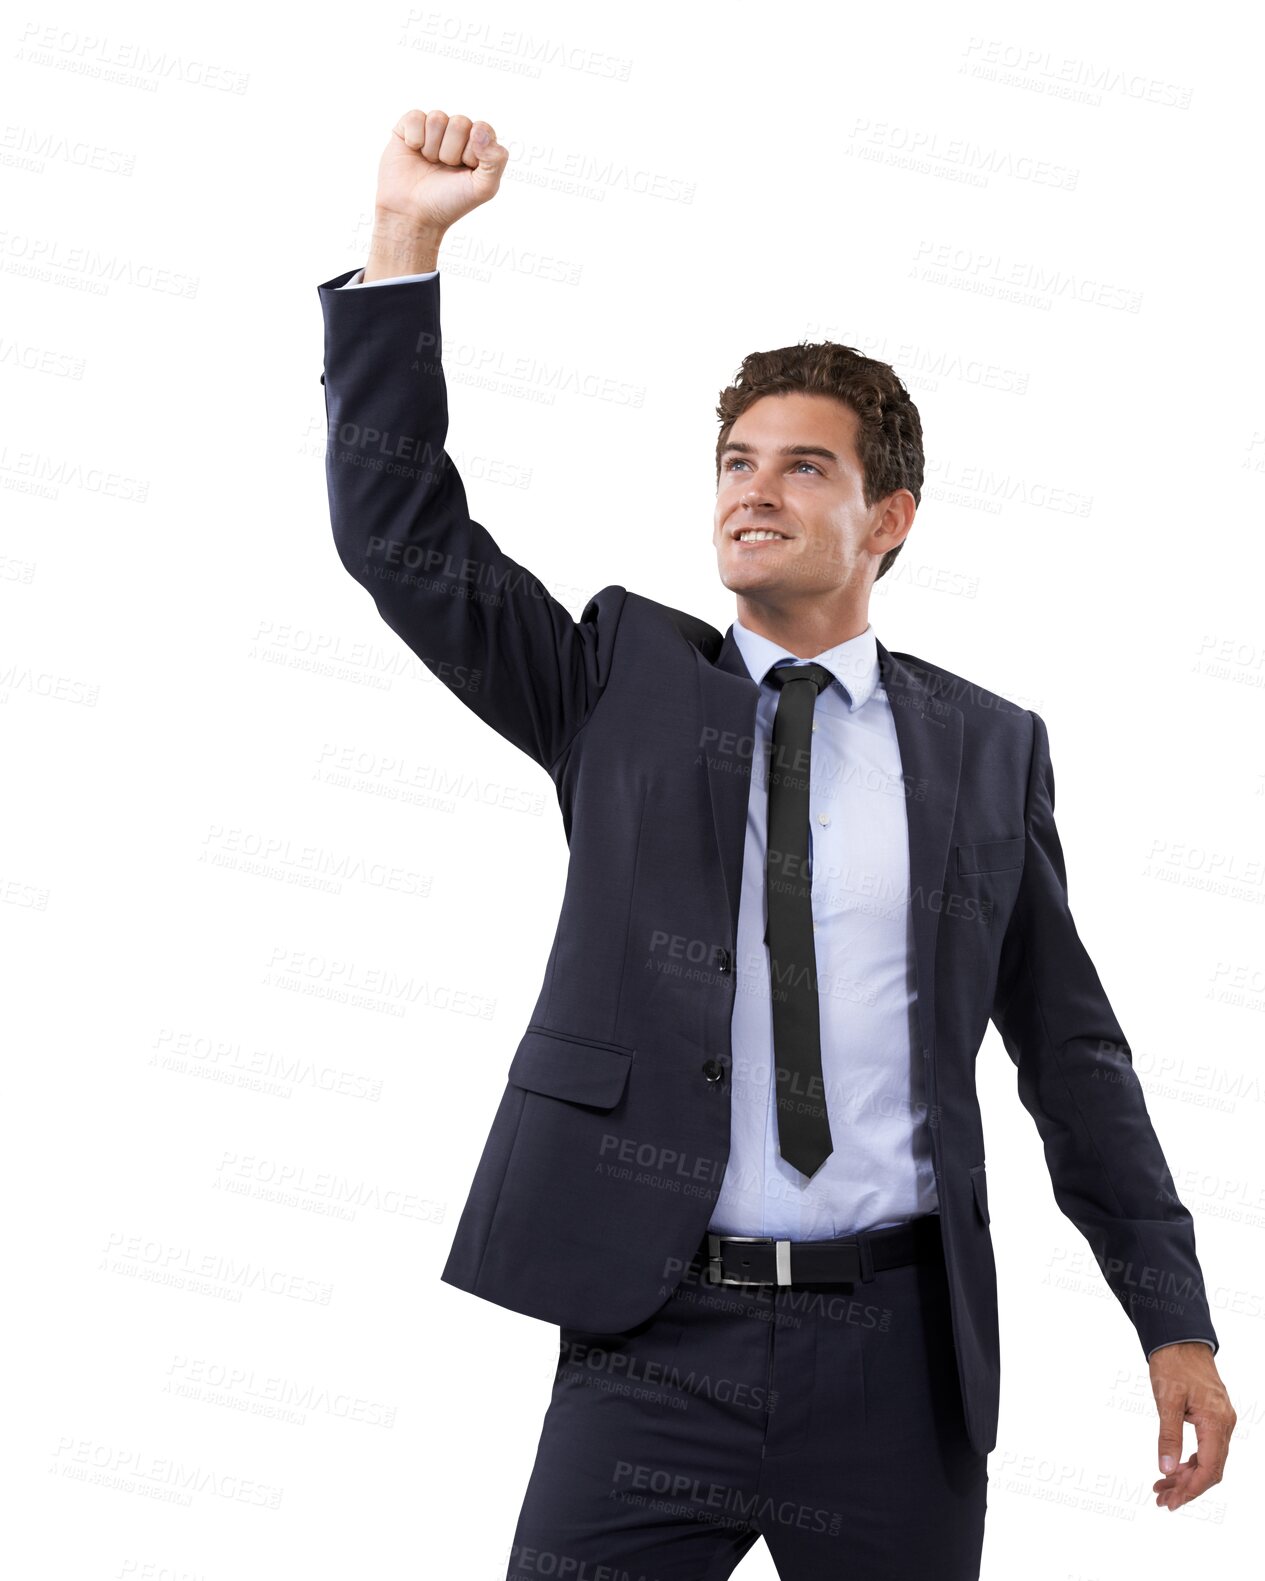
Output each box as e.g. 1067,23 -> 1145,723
817,812 -> 830,826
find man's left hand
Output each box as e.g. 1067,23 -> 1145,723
1149,1343 -> 1235,1511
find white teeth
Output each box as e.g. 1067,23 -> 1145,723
736,530 -> 786,542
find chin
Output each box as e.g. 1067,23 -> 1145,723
725,576 -> 779,600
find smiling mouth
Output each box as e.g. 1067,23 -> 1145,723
733,529 -> 790,543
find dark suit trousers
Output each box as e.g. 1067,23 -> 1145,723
506,1219 -> 988,1580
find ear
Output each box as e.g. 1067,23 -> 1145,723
874,488 -> 917,552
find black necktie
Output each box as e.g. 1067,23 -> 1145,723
764,661 -> 836,1179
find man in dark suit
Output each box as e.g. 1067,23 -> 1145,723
318,108 -> 1236,1579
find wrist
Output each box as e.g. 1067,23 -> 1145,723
364,212 -> 446,281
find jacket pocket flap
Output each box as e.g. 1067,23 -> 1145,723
957,835 -> 1025,876
507,1027 -> 634,1109
970,1163 -> 991,1225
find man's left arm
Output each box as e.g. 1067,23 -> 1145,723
989,709 -> 1236,1509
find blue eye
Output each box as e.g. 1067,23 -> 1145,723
723,458 -> 821,474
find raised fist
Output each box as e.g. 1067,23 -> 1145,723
374,108 -> 509,234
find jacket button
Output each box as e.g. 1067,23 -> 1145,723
717,950 -> 732,974
702,1059 -> 724,1083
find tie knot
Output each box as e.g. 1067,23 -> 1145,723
767,661 -> 836,697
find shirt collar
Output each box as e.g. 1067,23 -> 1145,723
730,614 -> 880,713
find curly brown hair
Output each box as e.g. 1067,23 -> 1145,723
715,342 -> 924,582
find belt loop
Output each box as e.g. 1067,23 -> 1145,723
857,1231 -> 875,1284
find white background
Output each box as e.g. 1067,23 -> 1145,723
4,0 -> 1263,1576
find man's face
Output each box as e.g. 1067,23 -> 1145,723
712,391 -> 908,602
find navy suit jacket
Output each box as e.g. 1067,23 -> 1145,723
317,266 -> 1218,1455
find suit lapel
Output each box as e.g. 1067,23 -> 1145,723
876,638 -> 962,1069
691,622 -> 962,1068
694,623 -> 760,952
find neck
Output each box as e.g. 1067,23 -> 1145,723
734,590 -> 871,659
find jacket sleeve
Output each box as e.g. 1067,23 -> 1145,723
317,267 -> 626,772
990,709 -> 1220,1358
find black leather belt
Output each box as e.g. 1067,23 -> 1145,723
700,1214 -> 941,1288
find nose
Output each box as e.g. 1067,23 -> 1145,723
740,468 -> 780,506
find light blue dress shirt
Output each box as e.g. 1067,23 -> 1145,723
707,617 -> 939,1240
331,267 -> 1214,1356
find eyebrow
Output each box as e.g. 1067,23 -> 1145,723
719,440 -> 841,464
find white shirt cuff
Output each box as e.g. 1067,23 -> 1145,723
339,266 -> 439,289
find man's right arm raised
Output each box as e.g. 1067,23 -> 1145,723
318,109 -> 626,773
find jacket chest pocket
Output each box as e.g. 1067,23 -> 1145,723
507,1025 -> 635,1110
956,835 -> 1025,876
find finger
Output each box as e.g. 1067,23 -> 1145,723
1159,1451 -> 1217,1510
1153,1458 -> 1190,1509
1152,1452 -> 1197,1500
469,130 -> 508,198
463,120 -> 497,168
393,108 -> 428,148
1193,1408 -> 1232,1486
394,110 -> 419,147
1155,1386 -> 1186,1478
1174,1420 -> 1231,1507
421,109 -> 448,162
439,114 -> 472,166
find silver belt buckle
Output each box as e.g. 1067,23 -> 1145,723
706,1233 -> 794,1287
